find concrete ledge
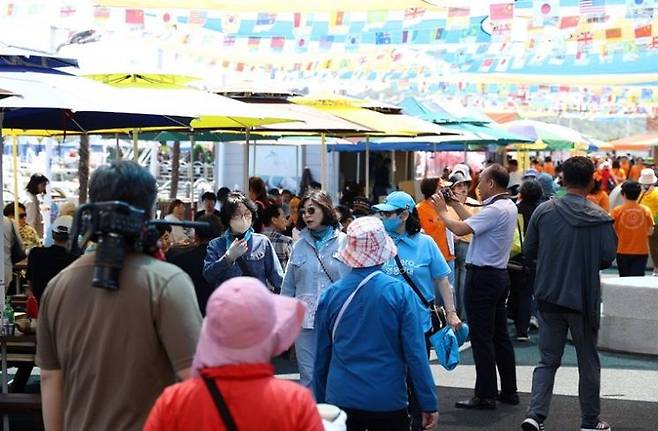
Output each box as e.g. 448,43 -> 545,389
600,277 -> 658,355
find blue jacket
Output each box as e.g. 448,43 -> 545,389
203,231 -> 283,291
281,228 -> 349,329
313,266 -> 438,412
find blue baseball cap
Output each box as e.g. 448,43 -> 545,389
522,168 -> 538,179
372,191 -> 416,213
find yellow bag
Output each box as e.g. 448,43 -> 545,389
509,214 -> 525,258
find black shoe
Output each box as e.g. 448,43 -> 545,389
497,391 -> 520,405
455,397 -> 496,410
522,418 -> 545,431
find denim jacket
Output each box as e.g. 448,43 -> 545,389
203,231 -> 283,292
281,227 -> 349,329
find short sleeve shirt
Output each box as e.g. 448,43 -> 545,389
465,195 -> 518,269
611,202 -> 655,254
36,253 -> 202,431
382,233 -> 451,331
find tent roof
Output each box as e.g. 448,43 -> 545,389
609,133 -> 658,151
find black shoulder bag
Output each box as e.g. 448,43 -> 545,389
394,255 -> 446,335
203,376 -> 238,431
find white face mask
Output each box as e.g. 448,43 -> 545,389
230,216 -> 251,234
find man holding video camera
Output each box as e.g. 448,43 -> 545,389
36,161 -> 202,431
432,163 -> 518,410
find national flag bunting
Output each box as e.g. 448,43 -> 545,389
125,9 -> 144,25
490,3 -> 514,21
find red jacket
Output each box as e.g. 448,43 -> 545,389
143,363 -> 324,431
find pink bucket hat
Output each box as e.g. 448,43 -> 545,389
339,216 -> 397,268
192,277 -> 305,375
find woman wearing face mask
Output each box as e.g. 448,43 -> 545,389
373,191 -> 461,431
203,192 -> 284,291
281,190 -> 349,388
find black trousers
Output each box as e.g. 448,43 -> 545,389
465,265 -> 517,400
342,408 -> 410,431
507,266 -> 534,337
617,254 -> 648,277
406,334 -> 432,431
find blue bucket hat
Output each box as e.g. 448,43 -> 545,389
372,191 -> 416,213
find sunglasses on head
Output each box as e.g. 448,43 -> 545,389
300,207 -> 317,216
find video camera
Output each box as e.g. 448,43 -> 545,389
68,201 -> 209,291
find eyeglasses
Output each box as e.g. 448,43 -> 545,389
300,207 -> 317,216
18,214 -> 26,219
231,212 -> 252,220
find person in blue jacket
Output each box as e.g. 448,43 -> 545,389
203,192 -> 283,292
314,217 -> 438,431
280,190 -> 349,388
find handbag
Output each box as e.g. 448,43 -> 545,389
507,219 -> 529,275
203,376 -> 238,431
10,223 -> 26,264
394,255 -> 446,336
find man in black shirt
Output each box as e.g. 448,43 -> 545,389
167,215 -> 222,315
27,215 -> 77,302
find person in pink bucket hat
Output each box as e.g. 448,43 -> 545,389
144,277 -> 324,431
314,216 -> 439,431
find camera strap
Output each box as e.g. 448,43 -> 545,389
235,257 -> 254,278
463,193 -> 510,208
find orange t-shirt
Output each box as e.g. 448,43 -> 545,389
629,164 -> 644,181
587,190 -> 610,212
417,200 -> 455,261
543,162 -> 555,177
611,202 -> 654,255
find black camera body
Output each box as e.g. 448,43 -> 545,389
69,201 -> 207,291
439,187 -> 456,202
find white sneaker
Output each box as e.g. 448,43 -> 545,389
580,420 -> 611,431
521,418 -> 545,431
529,316 -> 540,330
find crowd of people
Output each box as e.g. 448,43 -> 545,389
1,153 -> 653,431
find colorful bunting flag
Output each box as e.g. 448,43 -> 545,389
605,27 -> 622,40
375,32 -> 392,45
60,5 -> 76,18
635,24 -> 652,38
580,0 -> 606,16
93,7 -> 110,22
270,37 -> 285,50
490,3 -> 514,21
254,13 -> 276,32
330,11 -> 344,27
189,10 -> 207,25
125,9 -> 144,26
559,16 -> 580,29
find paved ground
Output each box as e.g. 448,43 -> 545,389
274,324 -> 658,430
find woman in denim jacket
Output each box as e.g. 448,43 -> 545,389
203,192 -> 283,291
281,190 -> 349,387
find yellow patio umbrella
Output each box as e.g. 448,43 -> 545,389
86,73 -> 303,191
291,94 -> 457,196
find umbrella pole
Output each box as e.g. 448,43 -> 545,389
356,152 -> 360,185
365,137 -> 370,200
116,133 -> 121,160
132,128 -> 139,162
320,133 -> 327,191
189,133 -> 195,202
244,129 -> 250,193
0,113 -> 5,320
12,133 -> 19,226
